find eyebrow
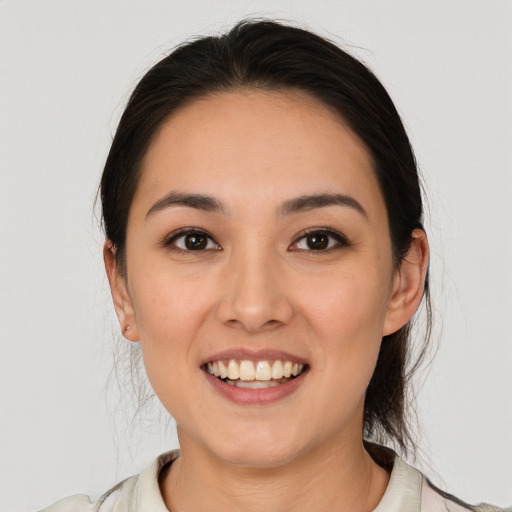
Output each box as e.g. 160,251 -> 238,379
279,193 -> 367,217
146,191 -> 226,217
146,191 -> 366,218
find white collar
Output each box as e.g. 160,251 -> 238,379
121,449 -> 425,512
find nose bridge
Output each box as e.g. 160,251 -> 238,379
217,237 -> 293,332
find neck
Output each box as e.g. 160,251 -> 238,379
160,432 -> 390,512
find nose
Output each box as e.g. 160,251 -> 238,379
216,249 -> 294,334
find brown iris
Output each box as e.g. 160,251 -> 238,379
185,233 -> 208,250
306,233 -> 329,250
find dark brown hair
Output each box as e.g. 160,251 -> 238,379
101,19 -> 431,455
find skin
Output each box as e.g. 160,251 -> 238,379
105,89 -> 429,511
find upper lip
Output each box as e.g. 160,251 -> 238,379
201,348 -> 309,366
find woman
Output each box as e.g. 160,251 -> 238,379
41,19 -> 508,512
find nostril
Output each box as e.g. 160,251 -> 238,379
215,268 -> 295,331
223,317 -> 287,333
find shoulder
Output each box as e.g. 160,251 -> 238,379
38,451 -> 178,512
369,444 -> 510,512
421,479 -> 512,512
39,476 -> 138,512
38,494 -> 101,512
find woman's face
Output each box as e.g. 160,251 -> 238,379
110,90 -> 412,467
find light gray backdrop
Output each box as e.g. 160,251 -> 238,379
1,1 -> 511,511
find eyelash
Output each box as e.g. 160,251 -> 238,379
162,227 -> 349,253
163,228 -> 220,253
290,228 -> 349,252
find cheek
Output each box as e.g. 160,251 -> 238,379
130,274 -> 214,418
297,263 -> 391,385
127,265 -> 213,378
300,266 -> 391,338
129,255 -> 209,331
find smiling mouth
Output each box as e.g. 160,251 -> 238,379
204,359 -> 307,389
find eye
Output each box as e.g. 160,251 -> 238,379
291,229 -> 348,252
165,229 -> 220,252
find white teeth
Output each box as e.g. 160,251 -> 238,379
255,361 -> 272,381
227,360 -> 239,380
206,359 -> 306,383
239,360 -> 256,381
271,360 -> 283,379
218,360 -> 228,379
292,363 -> 302,376
228,380 -> 281,389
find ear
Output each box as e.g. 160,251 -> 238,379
383,229 -> 429,336
103,241 -> 140,342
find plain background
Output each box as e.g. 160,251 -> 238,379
1,1 -> 511,510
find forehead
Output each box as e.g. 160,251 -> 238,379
134,89 -> 383,215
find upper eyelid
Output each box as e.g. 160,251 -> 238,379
163,227 -> 219,246
287,229 -> 350,254
292,227 -> 348,244
162,226 -> 348,248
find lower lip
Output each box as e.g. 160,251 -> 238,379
203,369 -> 308,405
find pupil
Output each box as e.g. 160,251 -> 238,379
307,233 -> 329,250
185,234 -> 207,250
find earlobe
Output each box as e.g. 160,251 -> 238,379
103,241 -> 140,342
382,229 -> 429,336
